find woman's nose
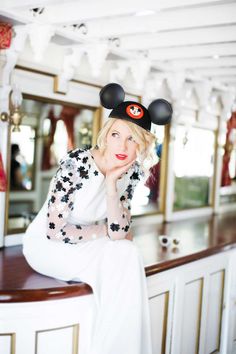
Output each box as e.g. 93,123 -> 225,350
119,139 -> 127,151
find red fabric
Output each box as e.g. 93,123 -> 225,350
41,109 -> 58,171
60,106 -> 79,151
0,23 -> 12,49
41,106 -> 79,170
221,111 -> 236,186
145,162 -> 161,202
0,152 -> 7,192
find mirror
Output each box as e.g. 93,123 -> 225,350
173,125 -> 215,210
7,96 -> 101,234
220,111 -> 236,205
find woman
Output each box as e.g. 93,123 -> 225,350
23,83 -> 172,354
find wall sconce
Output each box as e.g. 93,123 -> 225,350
0,86 -> 24,132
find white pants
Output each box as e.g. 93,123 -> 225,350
22,211 -> 153,354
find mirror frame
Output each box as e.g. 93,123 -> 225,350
4,93 -> 103,236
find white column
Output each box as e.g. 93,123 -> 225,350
165,72 -> 185,221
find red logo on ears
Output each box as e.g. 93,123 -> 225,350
126,104 -> 144,119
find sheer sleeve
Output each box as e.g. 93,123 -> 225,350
106,162 -> 143,240
46,150 -> 107,244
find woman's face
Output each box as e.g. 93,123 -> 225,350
104,120 -> 138,166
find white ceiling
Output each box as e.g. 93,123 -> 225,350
1,0 -> 236,90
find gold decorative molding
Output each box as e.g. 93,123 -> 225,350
35,324 -> 79,354
149,290 -> 169,354
185,277 -> 204,354
0,333 -> 16,354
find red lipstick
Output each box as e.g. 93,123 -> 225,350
115,154 -> 128,160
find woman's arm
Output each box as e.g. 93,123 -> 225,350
105,162 -> 141,240
47,152 -> 108,244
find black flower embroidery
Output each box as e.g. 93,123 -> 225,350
76,225 -> 82,229
49,222 -> 55,229
76,183 -> 83,190
56,181 -> 64,191
94,170 -> 98,176
69,149 -> 84,159
78,166 -> 89,179
130,171 -> 140,181
61,194 -> 69,203
82,156 -> 89,164
126,184 -> 133,200
110,223 -> 120,232
122,225 -> 130,232
62,176 -> 70,183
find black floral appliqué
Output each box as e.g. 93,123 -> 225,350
122,225 -> 130,232
49,222 -> 55,229
78,166 -> 89,179
110,223 -> 120,232
130,171 -> 140,181
61,194 -> 69,203
82,156 -> 89,164
76,183 -> 83,190
126,184 -> 133,200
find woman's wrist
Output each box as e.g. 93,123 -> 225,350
105,180 -> 117,196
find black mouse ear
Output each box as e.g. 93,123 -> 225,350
100,83 -> 125,109
148,99 -> 173,125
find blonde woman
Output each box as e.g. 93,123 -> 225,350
23,83 -> 172,354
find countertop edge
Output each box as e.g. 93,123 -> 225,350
1,242 -> 236,303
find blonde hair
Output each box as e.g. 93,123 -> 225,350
95,118 -> 158,178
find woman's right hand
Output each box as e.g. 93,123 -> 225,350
105,159 -> 136,196
105,158 -> 136,184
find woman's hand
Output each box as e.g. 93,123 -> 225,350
106,158 -> 136,183
105,158 -> 136,196
125,231 -> 133,241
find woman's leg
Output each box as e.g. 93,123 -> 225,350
85,239 -> 153,354
23,235 -> 152,354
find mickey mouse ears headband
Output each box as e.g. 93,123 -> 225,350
99,83 -> 173,132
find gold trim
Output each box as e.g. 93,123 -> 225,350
212,119 -> 220,209
0,333 -> 16,354
35,324 -> 79,354
149,291 -> 169,354
53,76 -> 67,95
15,64 -> 140,99
185,277 -> 204,354
208,269 -> 225,353
92,107 -> 103,146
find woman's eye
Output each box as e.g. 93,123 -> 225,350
128,136 -> 135,142
111,132 -> 119,137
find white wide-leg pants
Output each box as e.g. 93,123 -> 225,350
22,216 -> 153,354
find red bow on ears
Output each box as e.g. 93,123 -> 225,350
0,152 -> 7,192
